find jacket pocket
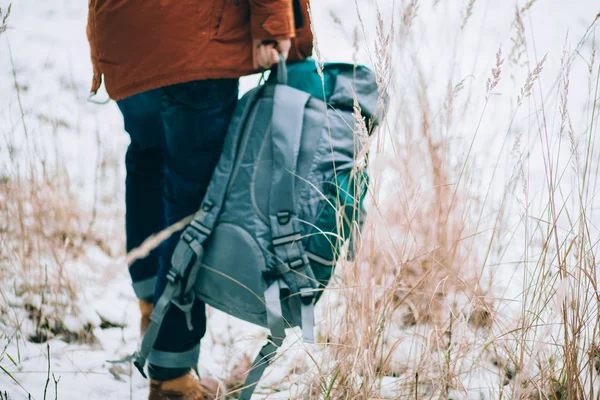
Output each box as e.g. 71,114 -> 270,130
210,0 -> 250,41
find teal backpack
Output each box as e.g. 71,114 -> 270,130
132,58 -> 381,399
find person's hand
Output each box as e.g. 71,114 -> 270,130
252,38 -> 291,70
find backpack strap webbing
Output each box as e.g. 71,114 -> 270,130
269,84 -> 317,343
239,280 -> 287,400
129,88 -> 264,376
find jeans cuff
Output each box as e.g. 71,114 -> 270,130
147,344 -> 200,369
132,275 -> 157,302
147,365 -> 190,381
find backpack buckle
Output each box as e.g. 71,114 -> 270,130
276,211 -> 291,225
288,258 -> 305,270
273,257 -> 305,276
201,200 -> 214,212
258,340 -> 278,364
299,287 -> 314,305
166,268 -> 181,284
189,220 -> 211,236
172,292 -> 196,331
181,232 -> 195,245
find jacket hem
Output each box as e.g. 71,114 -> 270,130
108,68 -> 255,101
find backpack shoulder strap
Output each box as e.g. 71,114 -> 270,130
239,83 -> 317,400
130,87 -> 263,377
269,84 -> 316,341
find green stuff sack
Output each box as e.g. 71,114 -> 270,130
287,58 -> 381,118
305,169 -> 368,293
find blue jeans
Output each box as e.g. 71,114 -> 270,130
117,79 -> 238,380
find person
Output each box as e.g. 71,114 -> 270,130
86,1 -> 312,398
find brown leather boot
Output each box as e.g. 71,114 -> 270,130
139,300 -> 153,335
148,373 -> 223,400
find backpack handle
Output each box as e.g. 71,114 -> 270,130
267,53 -> 288,85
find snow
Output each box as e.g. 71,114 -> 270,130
1,0 -> 600,398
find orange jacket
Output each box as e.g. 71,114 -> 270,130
87,0 -> 312,100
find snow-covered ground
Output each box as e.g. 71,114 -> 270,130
1,0 -> 599,399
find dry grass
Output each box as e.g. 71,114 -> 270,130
0,3 -> 121,348
0,170 -> 114,344
289,2 -> 600,399
0,4 -> 10,34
